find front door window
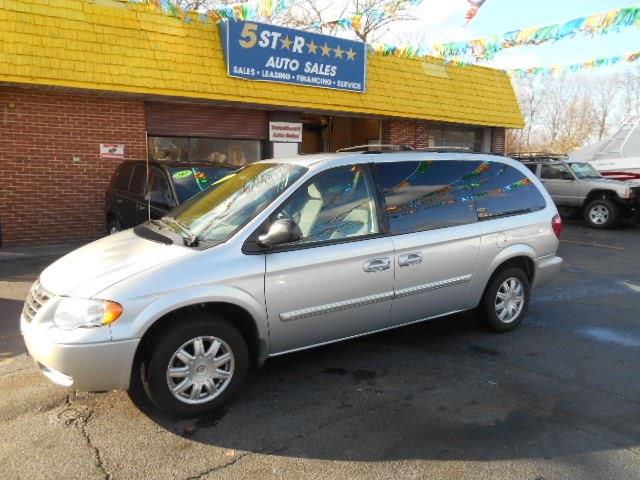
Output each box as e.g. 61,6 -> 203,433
273,165 -> 379,245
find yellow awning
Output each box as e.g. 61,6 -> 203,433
0,0 -> 524,128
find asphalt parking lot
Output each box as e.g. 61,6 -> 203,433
1,223 -> 639,480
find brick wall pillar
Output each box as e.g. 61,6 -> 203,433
381,120 -> 417,148
491,127 -> 506,154
0,87 -> 146,247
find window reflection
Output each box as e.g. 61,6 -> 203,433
148,137 -> 262,166
378,161 -> 479,234
472,162 -> 546,219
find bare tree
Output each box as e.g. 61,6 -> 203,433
588,76 -> 621,141
620,65 -> 640,118
510,77 -> 547,152
272,0 -> 415,43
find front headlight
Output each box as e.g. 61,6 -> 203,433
53,298 -> 123,330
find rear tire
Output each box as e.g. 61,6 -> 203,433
145,313 -> 249,418
584,199 -> 617,229
477,267 -> 530,333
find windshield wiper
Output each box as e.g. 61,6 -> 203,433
162,217 -> 199,247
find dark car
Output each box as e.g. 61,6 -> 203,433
105,160 -> 236,234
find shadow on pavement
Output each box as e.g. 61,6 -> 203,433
0,299 -> 26,359
130,310 -> 640,464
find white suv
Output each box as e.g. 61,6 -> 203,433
21,152 -> 563,417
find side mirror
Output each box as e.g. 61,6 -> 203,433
257,219 -> 302,248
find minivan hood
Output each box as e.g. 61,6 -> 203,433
40,229 -> 194,298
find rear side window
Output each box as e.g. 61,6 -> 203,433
129,166 -> 146,195
377,160 -> 478,235
472,162 -> 546,219
540,164 -> 571,180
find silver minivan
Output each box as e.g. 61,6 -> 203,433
21,152 -> 563,417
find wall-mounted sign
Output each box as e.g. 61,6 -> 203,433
219,21 -> 366,93
269,122 -> 303,143
100,143 -> 125,159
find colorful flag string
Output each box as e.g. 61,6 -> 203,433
433,5 -> 640,61
510,51 -> 640,78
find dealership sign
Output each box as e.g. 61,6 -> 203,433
219,21 -> 366,93
269,122 -> 303,142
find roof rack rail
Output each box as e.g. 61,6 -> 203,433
413,146 -> 474,153
508,152 -> 569,161
337,144 -> 478,154
336,144 -> 413,153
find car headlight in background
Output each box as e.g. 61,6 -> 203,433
53,298 -> 123,330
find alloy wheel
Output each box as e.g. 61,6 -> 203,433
589,205 -> 609,225
494,277 -> 525,324
166,336 -> 235,404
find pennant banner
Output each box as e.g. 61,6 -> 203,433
511,51 -> 640,77
465,0 -> 486,26
433,6 -> 640,61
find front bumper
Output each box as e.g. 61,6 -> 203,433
533,254 -> 563,289
20,314 -> 139,391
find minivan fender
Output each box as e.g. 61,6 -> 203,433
127,285 -> 269,353
486,243 -> 537,282
466,243 -> 537,309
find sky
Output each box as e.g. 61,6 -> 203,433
388,0 -> 640,72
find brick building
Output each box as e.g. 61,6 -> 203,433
0,0 -> 523,247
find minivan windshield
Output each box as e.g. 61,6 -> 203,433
167,162 -> 307,245
570,162 -> 601,179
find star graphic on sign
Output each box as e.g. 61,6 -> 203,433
346,48 -> 357,61
280,36 -> 292,49
307,40 -> 318,54
333,45 -> 345,59
320,42 -> 331,56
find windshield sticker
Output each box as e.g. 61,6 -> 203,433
194,170 -> 209,190
173,170 -> 193,179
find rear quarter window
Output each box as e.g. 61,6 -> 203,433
472,162 -> 546,219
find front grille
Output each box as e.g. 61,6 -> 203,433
23,280 -> 51,323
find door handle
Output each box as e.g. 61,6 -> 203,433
137,204 -> 147,212
363,257 -> 391,273
398,253 -> 423,267
116,198 -> 124,204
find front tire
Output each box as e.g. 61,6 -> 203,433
107,217 -> 122,235
477,267 -> 530,333
584,199 -> 617,229
145,314 -> 249,418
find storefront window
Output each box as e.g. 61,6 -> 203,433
427,126 -> 484,152
148,137 -> 262,166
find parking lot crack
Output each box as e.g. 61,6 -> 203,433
58,406 -> 112,480
182,451 -> 252,480
79,411 -> 113,480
